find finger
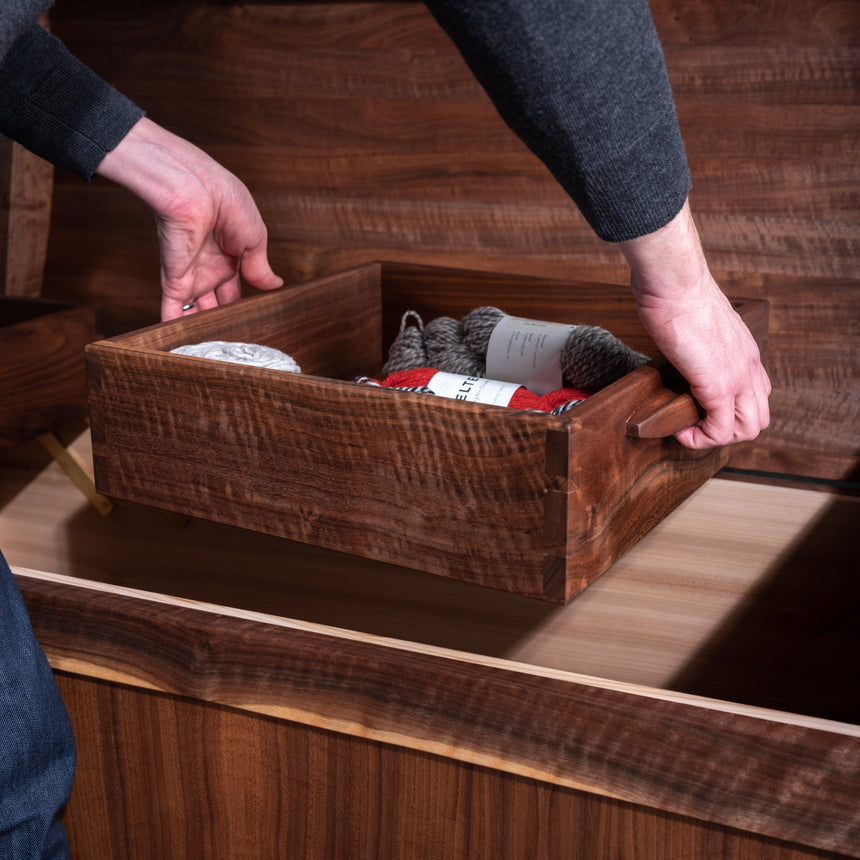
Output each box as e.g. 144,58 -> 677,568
161,296 -> 188,322
240,240 -> 283,292
215,273 -> 242,307
194,291 -> 220,312
730,391 -> 765,443
675,423 -> 725,450
729,362 -> 771,441
759,365 -> 773,427
675,399 -> 736,450
678,377 -> 771,450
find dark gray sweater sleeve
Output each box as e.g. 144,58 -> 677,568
0,0 -> 51,57
0,23 -> 144,180
423,0 -> 690,242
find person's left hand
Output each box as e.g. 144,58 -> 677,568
96,117 -> 283,320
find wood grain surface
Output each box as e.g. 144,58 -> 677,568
53,674 -> 853,860
0,300 -> 100,446
3,4 -> 856,849
39,0 -> 860,486
0,137 -> 54,298
15,568 -> 860,856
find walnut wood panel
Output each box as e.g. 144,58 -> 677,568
0,12 -> 54,299
51,672 -> 852,860
0,138 -> 54,298
109,262 -> 383,376
15,569 -> 860,856
86,338 -> 558,600
39,0 -> 858,486
0,300 -> 100,446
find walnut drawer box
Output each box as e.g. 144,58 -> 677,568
1,297 -> 99,447
85,263 -> 767,603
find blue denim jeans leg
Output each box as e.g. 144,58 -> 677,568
0,550 -> 75,859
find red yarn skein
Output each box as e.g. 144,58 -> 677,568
538,386 -> 591,411
384,368 -> 438,388
382,368 -> 589,413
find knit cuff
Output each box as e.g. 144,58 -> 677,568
565,106 -> 691,243
0,25 -> 144,180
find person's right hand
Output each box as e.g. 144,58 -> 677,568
618,200 -> 771,449
95,117 -> 283,321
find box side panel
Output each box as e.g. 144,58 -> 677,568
103,264 -> 384,381
1,304 -> 99,446
88,344 -> 555,599
545,366 -> 729,602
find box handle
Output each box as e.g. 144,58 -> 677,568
625,389 -> 703,439
626,297 -> 768,439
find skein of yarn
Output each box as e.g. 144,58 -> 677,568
358,367 -> 589,414
171,341 -> 301,372
383,307 -> 649,393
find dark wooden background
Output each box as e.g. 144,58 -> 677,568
40,0 -> 859,485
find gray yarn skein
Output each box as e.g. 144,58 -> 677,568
424,316 -> 484,377
383,310 -> 429,372
383,307 -> 649,392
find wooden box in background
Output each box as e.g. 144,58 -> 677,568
86,263 -> 767,603
1,297 -> 99,447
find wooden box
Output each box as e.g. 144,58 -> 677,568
86,263 -> 768,603
1,297 -> 99,447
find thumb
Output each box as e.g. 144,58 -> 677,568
240,239 -> 283,292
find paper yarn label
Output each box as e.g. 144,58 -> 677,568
486,315 -> 575,396
427,372 -> 522,407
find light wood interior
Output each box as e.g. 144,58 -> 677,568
2,423 -> 856,726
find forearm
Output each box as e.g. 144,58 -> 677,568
618,200 -> 711,308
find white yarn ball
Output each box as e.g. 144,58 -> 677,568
171,341 -> 301,373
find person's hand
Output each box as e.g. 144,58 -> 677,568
618,200 -> 771,449
95,117 -> 283,320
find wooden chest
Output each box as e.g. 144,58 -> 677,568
86,263 -> 768,603
1,297 -> 99,447
5,439 -> 857,857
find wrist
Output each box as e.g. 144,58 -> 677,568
617,199 -> 712,307
94,117 -> 215,218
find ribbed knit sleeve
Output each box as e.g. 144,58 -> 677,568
0,24 -> 144,180
423,0 -> 690,242
0,0 -> 52,59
